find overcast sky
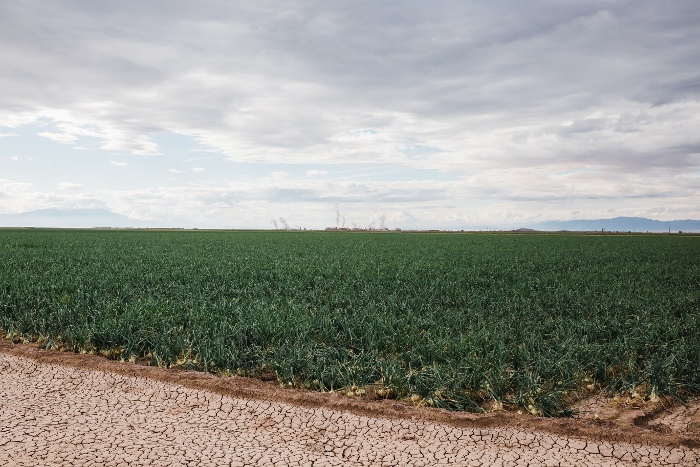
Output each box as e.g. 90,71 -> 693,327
1,1 -> 699,229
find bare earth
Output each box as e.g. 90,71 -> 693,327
1,341 -> 699,466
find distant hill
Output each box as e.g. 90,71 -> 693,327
0,208 -> 150,229
527,217 -> 700,233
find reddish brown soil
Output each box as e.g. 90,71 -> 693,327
1,339 -> 699,466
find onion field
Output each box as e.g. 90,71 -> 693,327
1,229 -> 699,416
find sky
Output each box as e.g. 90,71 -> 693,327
1,1 -> 699,230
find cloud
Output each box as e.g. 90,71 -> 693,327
305,169 -> 328,176
1,2 -> 699,227
38,132 -> 78,143
0,179 -> 32,193
4,6 -> 696,169
57,182 -> 84,191
169,168 -> 183,173
110,160 -> 128,167
2,171 -> 698,229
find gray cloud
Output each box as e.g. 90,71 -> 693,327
636,76 -> 700,107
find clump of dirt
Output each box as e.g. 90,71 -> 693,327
646,401 -> 700,434
568,388 -> 700,447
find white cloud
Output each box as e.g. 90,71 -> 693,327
110,160 -> 128,167
0,179 -> 32,193
190,167 -> 205,173
38,132 -> 78,143
305,169 -> 329,176
57,182 -> 84,191
169,168 -> 183,173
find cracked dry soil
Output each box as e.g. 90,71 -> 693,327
1,341 -> 699,466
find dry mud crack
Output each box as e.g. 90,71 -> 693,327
1,341 -> 699,466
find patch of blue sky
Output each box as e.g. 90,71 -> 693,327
344,129 -> 378,137
0,123 -> 106,189
148,132 -> 218,159
0,125 -> 172,190
398,143 -> 446,156
147,133 -> 306,187
555,165 -> 599,176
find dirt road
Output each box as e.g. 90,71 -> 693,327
1,342 -> 698,466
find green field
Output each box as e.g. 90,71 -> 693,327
1,229 -> 699,415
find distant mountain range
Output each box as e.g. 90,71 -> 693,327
525,216 -> 700,233
1,209 -> 699,232
0,208 -> 150,229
